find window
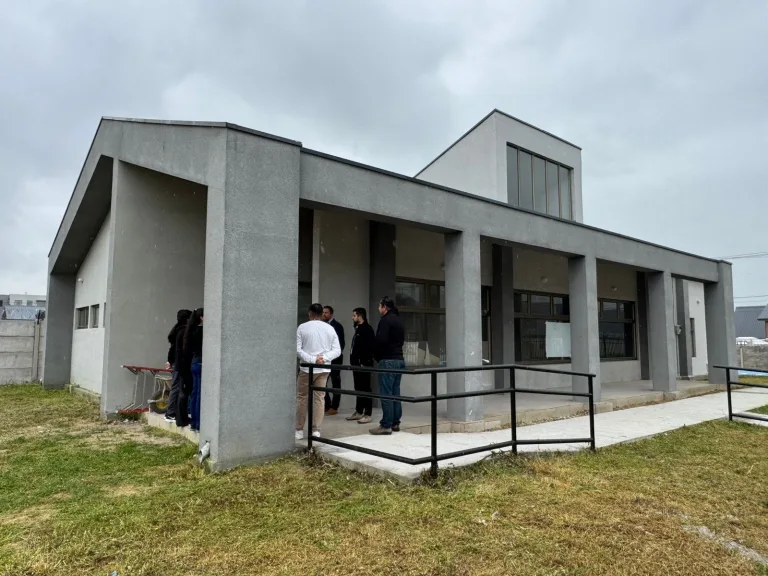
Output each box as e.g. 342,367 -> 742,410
690,318 -> 696,358
76,307 -> 89,330
90,305 -> 100,328
26,300 -> 33,306
396,279 -> 491,366
35,300 -> 46,307
514,291 -> 570,363
598,300 -> 635,359
507,144 -> 573,219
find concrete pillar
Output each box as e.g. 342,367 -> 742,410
369,222 -> 396,404
102,160 -> 207,416
705,261 -> 738,384
568,256 -> 601,401
647,271 -> 677,392
491,244 -> 515,389
636,272 -> 650,380
201,131 -> 301,471
675,278 -> 693,379
445,231 -> 484,421
42,274 -> 76,390
369,222 -> 396,318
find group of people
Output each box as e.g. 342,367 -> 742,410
295,296 -> 405,440
164,307 -> 204,432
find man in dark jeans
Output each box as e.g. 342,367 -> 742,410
346,307 -> 376,424
322,305 -> 345,415
370,296 -> 405,435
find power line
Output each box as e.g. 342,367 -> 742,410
717,251 -> 768,260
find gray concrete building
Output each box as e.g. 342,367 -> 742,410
44,110 -> 737,471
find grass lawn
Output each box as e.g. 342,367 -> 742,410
0,385 -> 767,575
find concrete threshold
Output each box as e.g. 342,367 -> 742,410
144,411 -> 200,444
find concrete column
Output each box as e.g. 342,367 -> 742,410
32,321 -> 41,381
201,131 -> 301,471
568,256 -> 601,401
42,273 -> 76,390
369,222 -> 396,404
636,272 -> 650,380
647,271 -> 677,392
369,222 -> 396,317
445,231 -> 484,421
705,261 -> 738,384
102,160 -> 207,416
491,244 -> 515,389
675,278 -> 693,379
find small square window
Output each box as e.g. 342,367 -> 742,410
76,307 -> 89,329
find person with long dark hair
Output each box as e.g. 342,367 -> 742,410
164,309 -> 191,422
184,307 -> 204,432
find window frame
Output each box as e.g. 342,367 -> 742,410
396,278 -> 492,366
597,298 -> 637,361
90,304 -> 100,329
513,290 -> 571,365
507,143 -> 573,219
75,307 -> 89,330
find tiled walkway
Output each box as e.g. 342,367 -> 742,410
311,386 -> 768,481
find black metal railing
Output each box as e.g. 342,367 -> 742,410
302,362 -> 597,477
715,365 -> 768,424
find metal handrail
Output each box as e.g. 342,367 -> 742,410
302,361 -> 597,477
713,365 -> 768,424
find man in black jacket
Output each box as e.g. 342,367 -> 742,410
370,296 -> 405,435
322,305 -> 345,415
346,307 -> 376,423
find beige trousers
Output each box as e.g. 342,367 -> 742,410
295,371 -> 329,432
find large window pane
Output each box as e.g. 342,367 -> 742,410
515,318 -> 570,362
599,321 -> 635,359
530,294 -> 551,316
533,156 -> 547,213
553,295 -> 569,317
546,161 -> 560,216
396,282 -> 426,308
428,284 -> 445,309
401,312 -> 445,366
507,146 -> 519,206
518,152 -> 533,210
559,166 -> 572,219
514,292 -> 529,314
601,301 -> 619,320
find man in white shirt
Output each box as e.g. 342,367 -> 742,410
296,303 -> 342,440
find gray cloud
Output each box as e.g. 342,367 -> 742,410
1,0 -> 766,304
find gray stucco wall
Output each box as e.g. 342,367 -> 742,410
417,115 -> 499,201
0,321 -> 44,384
102,161 -> 207,414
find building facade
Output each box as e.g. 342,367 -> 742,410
43,111 -> 737,471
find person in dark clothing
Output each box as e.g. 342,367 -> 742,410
322,305 -> 345,415
183,307 -> 204,432
175,315 -> 192,429
346,307 -> 376,423
164,309 -> 192,422
370,297 -> 405,435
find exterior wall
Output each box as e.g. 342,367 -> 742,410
70,213 -> 110,394
416,115 -> 498,201
7,294 -> 46,306
687,281 -> 709,377
102,162 -> 207,414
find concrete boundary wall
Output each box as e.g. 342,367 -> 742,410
0,321 -> 46,384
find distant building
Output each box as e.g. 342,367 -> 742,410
734,306 -> 767,339
1,293 -> 46,321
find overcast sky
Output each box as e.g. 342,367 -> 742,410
2,0 -> 767,306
